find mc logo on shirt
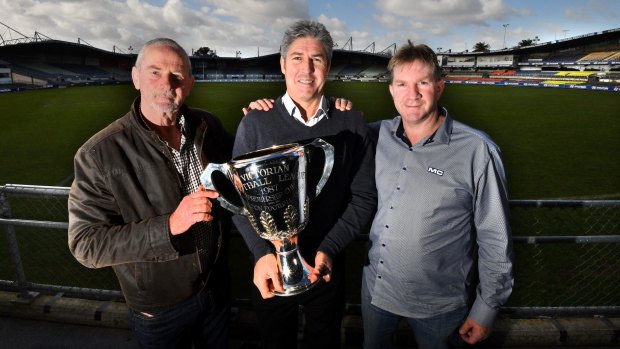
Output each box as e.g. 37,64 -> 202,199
427,167 -> 444,176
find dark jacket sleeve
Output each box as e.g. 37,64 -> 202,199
317,111 -> 377,260
368,120 -> 382,146
68,120 -> 179,268
231,115 -> 275,262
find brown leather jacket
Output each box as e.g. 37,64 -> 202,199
68,97 -> 233,313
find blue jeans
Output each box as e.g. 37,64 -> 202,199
362,277 -> 467,349
128,288 -> 230,349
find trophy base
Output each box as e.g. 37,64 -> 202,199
274,278 -> 320,297
273,240 -> 319,297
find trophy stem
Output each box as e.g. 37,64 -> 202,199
274,237 -> 318,296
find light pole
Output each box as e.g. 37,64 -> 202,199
502,23 -> 509,49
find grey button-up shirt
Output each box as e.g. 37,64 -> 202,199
363,108 -> 514,327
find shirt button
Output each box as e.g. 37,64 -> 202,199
380,260 -> 384,264
397,186 -> 400,190
378,275 -> 382,279
385,225 -> 389,228
390,206 -> 394,209
402,167 -> 407,170
381,243 -> 386,247
409,147 -> 413,151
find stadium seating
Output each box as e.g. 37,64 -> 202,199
578,51 -> 617,62
543,52 -> 587,64
1,28 -> 618,90
604,51 -> 620,62
359,63 -> 388,78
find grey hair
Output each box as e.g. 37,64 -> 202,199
280,20 -> 333,62
134,38 -> 192,71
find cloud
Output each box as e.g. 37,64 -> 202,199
369,0 -> 532,51
564,0 -> 619,22
374,0 -> 527,26
206,0 -> 307,25
1,0 -> 614,59
372,13 -> 404,30
0,0 -> 310,57
563,4 -> 592,22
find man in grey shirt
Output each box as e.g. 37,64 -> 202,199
362,42 -> 514,349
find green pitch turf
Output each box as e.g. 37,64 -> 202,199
1,82 -> 619,305
0,82 -> 618,199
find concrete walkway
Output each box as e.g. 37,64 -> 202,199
1,316 -> 136,349
1,290 -> 619,348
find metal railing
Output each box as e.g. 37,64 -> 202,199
2,184 -> 620,316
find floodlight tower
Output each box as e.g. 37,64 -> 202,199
502,23 -> 509,49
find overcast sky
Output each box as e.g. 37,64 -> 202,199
1,0 -> 619,57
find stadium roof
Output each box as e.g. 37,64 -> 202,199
442,27 -> 620,56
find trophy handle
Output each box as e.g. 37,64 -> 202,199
200,163 -> 247,216
307,138 -> 334,197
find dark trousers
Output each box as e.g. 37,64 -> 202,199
128,287 -> 230,349
251,264 -> 346,349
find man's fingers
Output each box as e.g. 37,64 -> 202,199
254,270 -> 279,299
317,264 -> 331,282
248,101 -> 266,111
262,99 -> 275,108
332,97 -> 353,111
458,318 -> 491,345
270,269 -> 284,292
256,280 -> 275,299
192,186 -> 219,199
244,99 -> 276,115
194,212 -> 214,222
255,98 -> 275,109
322,271 -> 331,282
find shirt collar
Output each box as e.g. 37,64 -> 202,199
394,106 -> 453,146
435,107 -> 452,145
178,114 -> 187,135
282,92 -> 330,126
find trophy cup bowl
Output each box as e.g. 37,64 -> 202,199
201,138 -> 334,296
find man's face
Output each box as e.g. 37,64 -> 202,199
389,60 -> 444,125
131,44 -> 194,116
280,37 -> 329,105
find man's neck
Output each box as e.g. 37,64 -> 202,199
286,93 -> 322,121
403,112 -> 445,146
139,103 -> 182,150
140,104 -> 178,126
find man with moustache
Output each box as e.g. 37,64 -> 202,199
68,38 -> 233,348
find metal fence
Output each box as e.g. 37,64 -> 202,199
2,184 -> 620,316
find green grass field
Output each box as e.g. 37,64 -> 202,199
1,82 -> 619,305
1,81 -> 618,199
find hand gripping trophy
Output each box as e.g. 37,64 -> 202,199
201,138 -> 334,296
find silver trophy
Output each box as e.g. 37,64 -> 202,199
201,138 -> 334,296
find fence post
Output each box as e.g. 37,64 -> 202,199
0,186 -> 39,302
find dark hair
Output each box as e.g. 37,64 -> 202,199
388,41 -> 441,83
281,20 -> 333,62
135,38 -> 192,71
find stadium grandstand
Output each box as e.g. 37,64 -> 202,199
440,27 -> 620,91
1,22 -> 619,92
